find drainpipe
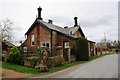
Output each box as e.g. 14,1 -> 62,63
50,30 -> 53,57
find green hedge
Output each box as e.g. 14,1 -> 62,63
75,37 -> 89,61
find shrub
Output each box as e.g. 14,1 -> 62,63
36,46 -> 48,64
23,56 -> 39,68
8,46 -> 21,64
29,56 -> 39,68
35,64 -> 48,72
46,57 -> 54,68
31,57 -> 39,67
37,46 -> 45,59
75,37 -> 89,61
46,55 -> 64,68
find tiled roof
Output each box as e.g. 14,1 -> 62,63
25,19 -> 85,39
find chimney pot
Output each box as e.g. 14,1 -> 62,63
48,19 -> 53,24
64,26 -> 68,29
74,17 -> 78,27
37,6 -> 42,20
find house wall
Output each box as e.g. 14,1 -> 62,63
88,41 -> 96,57
26,26 -> 38,52
88,42 -> 91,57
57,33 -> 75,48
52,31 -> 57,48
39,25 -> 51,48
22,24 -> 51,53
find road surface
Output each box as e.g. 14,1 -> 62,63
32,54 -> 118,78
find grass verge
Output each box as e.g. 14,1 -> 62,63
2,61 -> 86,75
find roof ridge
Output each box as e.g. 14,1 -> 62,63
39,19 -> 65,29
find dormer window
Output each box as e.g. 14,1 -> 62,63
31,33 -> 34,46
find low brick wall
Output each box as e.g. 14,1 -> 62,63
24,59 -> 32,67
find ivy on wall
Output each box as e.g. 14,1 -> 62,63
75,37 -> 89,61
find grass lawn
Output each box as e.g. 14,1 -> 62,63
2,61 -> 86,75
2,62 -> 40,74
1,51 -> 115,75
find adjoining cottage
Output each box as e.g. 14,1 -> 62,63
21,7 -> 96,62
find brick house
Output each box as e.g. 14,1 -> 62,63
21,7 -> 96,62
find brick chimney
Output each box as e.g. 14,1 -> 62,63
37,6 -> 42,20
48,19 -> 53,24
74,17 -> 78,27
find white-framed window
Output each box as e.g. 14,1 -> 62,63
31,34 -> 34,46
64,42 -> 69,48
42,43 -> 49,48
23,47 -> 27,52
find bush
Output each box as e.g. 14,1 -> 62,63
8,46 -> 21,64
23,56 -> 39,68
75,37 -> 89,61
46,55 -> 64,68
29,56 -> 39,68
37,46 -> 45,59
35,64 -> 48,72
30,57 -> 39,67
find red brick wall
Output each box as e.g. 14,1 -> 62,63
57,33 -> 75,48
39,25 -> 51,47
26,26 -> 38,51
52,31 -> 57,48
88,41 -> 95,57
23,25 -> 51,52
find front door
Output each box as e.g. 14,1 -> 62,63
63,41 -> 69,61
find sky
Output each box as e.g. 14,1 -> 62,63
0,0 -> 119,46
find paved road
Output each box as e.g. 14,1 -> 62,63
32,54 -> 118,78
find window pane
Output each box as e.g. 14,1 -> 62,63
32,41 -> 34,45
64,42 -> 69,48
46,43 -> 49,48
23,47 -> 27,52
43,43 -> 45,46
31,34 -> 34,46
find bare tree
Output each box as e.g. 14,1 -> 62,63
0,18 -> 13,42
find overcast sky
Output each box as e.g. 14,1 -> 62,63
0,0 -> 119,45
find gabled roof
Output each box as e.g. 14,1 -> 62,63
88,40 -> 95,43
65,26 -> 85,37
25,19 -> 85,39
